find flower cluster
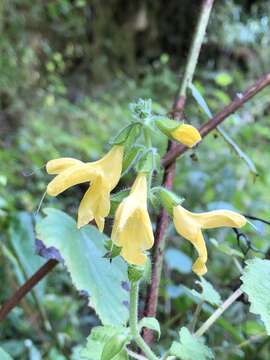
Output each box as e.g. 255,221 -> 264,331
46,109 -> 246,276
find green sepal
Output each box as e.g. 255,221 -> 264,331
135,148 -> 158,174
159,188 -> 184,216
101,334 -> 129,360
111,122 -> 142,145
122,144 -> 145,175
109,189 -> 130,216
104,240 -> 122,260
155,117 -> 180,137
128,265 -> 145,282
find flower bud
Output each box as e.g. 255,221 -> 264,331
155,118 -> 201,148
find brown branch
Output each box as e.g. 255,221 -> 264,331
0,259 -> 58,321
162,72 -> 270,168
143,0 -> 215,345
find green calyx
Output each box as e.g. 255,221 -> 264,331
159,188 -> 184,216
128,265 -> 145,282
155,117 -> 181,138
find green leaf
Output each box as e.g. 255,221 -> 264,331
122,144 -> 144,175
36,208 -> 129,326
139,317 -> 161,339
81,326 -> 129,360
110,123 -> 142,145
215,72 -> 233,87
101,334 -> 128,360
135,148 -> 157,173
241,258 -> 270,335
210,238 -> 244,258
190,83 -> 257,177
0,348 -> 13,360
8,212 -> 45,297
191,277 -> 221,307
189,83 -> 212,118
170,327 -> 214,360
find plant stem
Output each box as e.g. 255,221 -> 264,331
130,281 -> 159,360
190,300 -> 204,333
195,288 -> 243,337
179,0 -> 214,98
143,0 -> 215,345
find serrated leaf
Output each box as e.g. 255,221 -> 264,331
81,326 -> 128,360
170,327 -> 214,360
36,208 -> 129,326
191,278 -> 221,307
139,317 -> 161,339
0,348 -> 13,360
241,258 -> 270,335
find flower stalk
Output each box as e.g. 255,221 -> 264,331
130,281 -> 159,360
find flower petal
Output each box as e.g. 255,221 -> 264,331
46,158 -> 83,174
194,210 -> 246,229
47,163 -> 97,196
94,145 -> 124,190
111,174 -> 154,265
171,124 -> 201,148
77,177 -> 110,231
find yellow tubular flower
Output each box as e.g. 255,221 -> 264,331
173,205 -> 246,276
111,173 -> 154,265
46,145 -> 124,231
171,124 -> 201,148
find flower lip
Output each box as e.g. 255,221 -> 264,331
173,204 -> 246,276
46,146 -> 124,231
111,173 -> 154,266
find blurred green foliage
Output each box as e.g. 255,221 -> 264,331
1,0 -> 270,359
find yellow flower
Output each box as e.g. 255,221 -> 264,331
155,118 -> 201,148
111,173 -> 154,265
46,145 -> 123,231
173,205 -> 246,276
171,124 -> 201,148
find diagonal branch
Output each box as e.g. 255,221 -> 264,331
0,259 -> 58,321
162,71 -> 270,167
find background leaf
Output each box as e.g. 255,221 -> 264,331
170,327 -> 214,360
36,208 -> 129,326
191,277 -> 222,306
8,212 -> 46,296
80,326 -> 128,360
241,258 -> 270,335
0,348 -> 13,360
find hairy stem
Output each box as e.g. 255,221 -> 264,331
130,281 -> 159,360
143,0 -> 215,345
195,288 -> 243,337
